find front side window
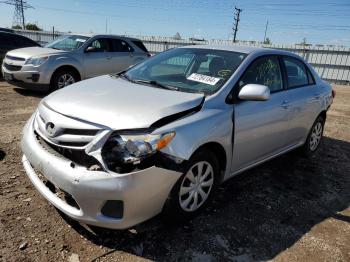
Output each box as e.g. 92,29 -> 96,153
45,35 -> 89,51
239,56 -> 283,92
125,48 -> 247,95
283,57 -> 309,88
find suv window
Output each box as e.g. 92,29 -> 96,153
283,57 -> 309,88
131,40 -> 148,53
239,56 -> 283,93
111,39 -> 134,52
88,38 -> 111,52
14,35 -> 38,47
0,33 -> 6,48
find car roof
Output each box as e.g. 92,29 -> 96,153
66,33 -> 141,41
180,44 -> 301,58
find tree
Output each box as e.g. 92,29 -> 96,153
25,23 -> 42,31
263,37 -> 271,45
174,32 -> 181,40
12,25 -> 22,29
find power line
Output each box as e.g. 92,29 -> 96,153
232,6 -> 242,42
0,0 -> 33,29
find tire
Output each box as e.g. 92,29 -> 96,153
301,116 -> 325,155
50,68 -> 79,91
162,149 -> 220,223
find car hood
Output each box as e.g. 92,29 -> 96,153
6,47 -> 67,59
42,75 -> 204,130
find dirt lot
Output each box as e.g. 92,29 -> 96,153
0,81 -> 349,262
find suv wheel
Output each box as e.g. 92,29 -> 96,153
51,69 -> 79,91
162,149 -> 219,223
302,116 -> 325,155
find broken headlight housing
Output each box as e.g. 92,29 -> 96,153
102,131 -> 175,171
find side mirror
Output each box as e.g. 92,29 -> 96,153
85,46 -> 97,53
238,84 -> 270,101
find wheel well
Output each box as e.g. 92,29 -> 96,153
194,142 -> 227,181
50,65 -> 81,84
318,110 -> 327,122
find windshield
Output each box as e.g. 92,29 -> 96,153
125,48 -> 247,95
45,35 -> 89,51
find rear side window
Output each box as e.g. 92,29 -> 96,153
132,40 -> 148,53
111,39 -> 134,52
88,38 -> 112,52
283,57 -> 309,88
15,35 -> 39,47
239,56 -> 283,93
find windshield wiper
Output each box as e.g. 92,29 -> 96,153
133,79 -> 179,91
119,73 -> 132,81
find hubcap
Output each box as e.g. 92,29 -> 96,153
57,73 -> 75,88
309,122 -> 323,151
179,161 -> 214,212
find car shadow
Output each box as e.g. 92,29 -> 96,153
0,149 -> 5,161
13,87 -> 47,98
59,136 -> 350,261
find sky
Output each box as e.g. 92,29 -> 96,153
0,0 -> 349,46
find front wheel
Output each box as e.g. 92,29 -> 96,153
50,69 -> 79,91
302,116 -> 325,155
162,149 -> 219,223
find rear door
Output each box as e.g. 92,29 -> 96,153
231,55 -> 291,172
83,38 -> 113,78
280,56 -> 322,144
109,38 -> 136,73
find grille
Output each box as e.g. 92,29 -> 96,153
4,63 -> 22,71
35,131 -> 101,169
5,55 -> 25,61
36,113 -> 99,148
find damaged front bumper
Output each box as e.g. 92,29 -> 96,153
21,115 -> 182,229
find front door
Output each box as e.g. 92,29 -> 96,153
83,38 -> 113,78
231,55 -> 290,172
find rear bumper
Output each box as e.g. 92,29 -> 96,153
21,115 -> 182,229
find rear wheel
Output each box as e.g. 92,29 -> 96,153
50,69 -> 79,91
302,116 -> 325,155
162,149 -> 219,223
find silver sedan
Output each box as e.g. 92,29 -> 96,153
21,45 -> 333,229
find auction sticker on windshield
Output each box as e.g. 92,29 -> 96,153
187,73 -> 220,86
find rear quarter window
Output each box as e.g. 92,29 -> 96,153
132,40 -> 148,53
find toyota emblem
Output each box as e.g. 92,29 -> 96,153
46,122 -> 56,137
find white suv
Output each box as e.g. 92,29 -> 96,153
2,34 -> 150,91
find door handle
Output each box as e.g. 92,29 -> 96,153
106,56 -> 112,60
281,100 -> 290,109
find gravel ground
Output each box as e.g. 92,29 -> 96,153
0,81 -> 349,262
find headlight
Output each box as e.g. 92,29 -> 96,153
102,131 -> 175,169
25,56 -> 49,66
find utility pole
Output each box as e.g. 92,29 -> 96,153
263,20 -> 269,43
0,0 -> 33,29
232,6 -> 242,43
105,18 -> 108,34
